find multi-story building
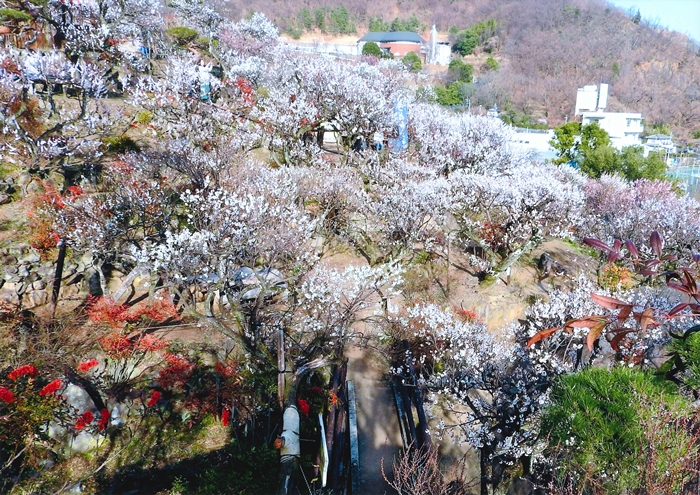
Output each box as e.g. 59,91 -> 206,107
575,83 -> 644,149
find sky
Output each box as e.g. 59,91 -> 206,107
606,0 -> 700,43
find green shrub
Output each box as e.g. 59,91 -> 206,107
402,51 -> 422,71
484,56 -> 499,71
328,6 -> 355,35
0,7 -> 32,22
166,26 -> 199,45
451,30 -> 478,56
297,7 -> 313,31
543,367 -> 698,494
448,59 -> 473,83
314,8 -> 326,32
285,26 -> 302,39
434,83 -> 463,107
135,110 -> 153,125
362,41 -> 382,58
102,136 -> 140,153
368,16 -> 389,32
667,329 -> 700,393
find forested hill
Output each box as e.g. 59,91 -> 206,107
211,0 -> 700,139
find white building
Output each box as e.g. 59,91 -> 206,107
511,128 -> 557,162
644,134 -> 677,157
575,82 -> 644,149
581,111 -> 644,149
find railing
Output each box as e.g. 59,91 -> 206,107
668,158 -> 700,199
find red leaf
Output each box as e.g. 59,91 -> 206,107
668,282 -> 692,294
591,293 -> 631,310
668,303 -> 690,317
587,321 -> 608,351
610,330 -> 636,351
625,240 -> 639,259
639,269 -> 658,276
650,231 -> 663,257
565,316 -> 609,329
682,270 -> 698,295
617,305 -> 633,322
526,327 -> 562,348
607,251 -> 621,263
612,239 -> 622,252
635,308 -> 659,332
583,238 -> 612,252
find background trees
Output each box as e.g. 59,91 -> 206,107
550,121 -> 669,181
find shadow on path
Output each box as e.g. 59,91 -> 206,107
346,345 -> 402,495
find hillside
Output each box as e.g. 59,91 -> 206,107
210,0 -> 700,140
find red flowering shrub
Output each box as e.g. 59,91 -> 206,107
131,298 -> 179,323
98,332 -> 133,359
135,334 -> 168,352
159,354 -> 194,389
87,296 -> 130,326
75,411 -> 94,430
297,398 -> 310,417
26,182 -> 71,253
0,386 -> 14,403
98,408 -> 109,431
146,390 -> 161,407
38,379 -> 62,396
8,365 -> 38,381
455,306 -> 480,323
77,358 -> 99,373
87,295 -> 180,327
214,360 -> 241,381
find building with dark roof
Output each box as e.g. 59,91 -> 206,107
357,31 -> 426,58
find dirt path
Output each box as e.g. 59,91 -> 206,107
346,345 -> 402,495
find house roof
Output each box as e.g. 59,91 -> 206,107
357,32 -> 426,44
647,134 -> 671,139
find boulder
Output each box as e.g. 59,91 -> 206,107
28,290 -> 48,307
18,250 -> 41,264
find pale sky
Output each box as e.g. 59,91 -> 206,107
606,0 -> 700,43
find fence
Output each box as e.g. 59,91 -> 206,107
668,157 -> 700,199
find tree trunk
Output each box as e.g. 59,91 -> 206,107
489,236 -> 540,281
49,240 -> 67,318
480,447 -> 490,495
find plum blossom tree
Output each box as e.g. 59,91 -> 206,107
449,161 -> 585,278
350,158 -> 451,265
387,303 -> 550,495
0,48 -> 118,176
581,175 -> 700,258
408,104 -> 519,176
251,55 -> 401,164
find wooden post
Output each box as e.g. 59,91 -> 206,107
277,328 -> 285,409
329,362 -> 348,491
402,340 -> 432,450
49,240 -> 67,319
347,380 -> 360,494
